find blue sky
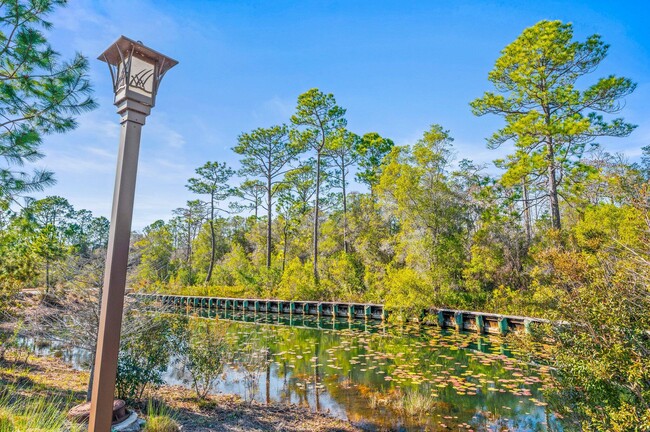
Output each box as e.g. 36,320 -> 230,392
36,0 -> 650,229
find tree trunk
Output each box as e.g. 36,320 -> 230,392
282,223 -> 289,273
187,220 -> 193,283
86,354 -> 95,401
546,138 -> 561,230
542,94 -> 561,231
313,152 -> 321,282
206,199 -> 216,283
522,178 -> 532,242
266,178 -> 272,269
342,167 -> 348,254
265,348 -> 271,404
45,260 -> 50,294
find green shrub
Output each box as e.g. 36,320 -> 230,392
179,319 -> 230,399
116,315 -> 176,401
383,267 -> 431,321
320,252 -> 365,302
276,258 -> 318,300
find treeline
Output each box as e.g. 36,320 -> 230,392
122,21 -> 646,320
0,196 -> 109,297
133,123 -> 649,313
1,20 -> 645,320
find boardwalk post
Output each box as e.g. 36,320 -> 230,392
476,315 -> 485,334
498,317 -> 509,335
524,318 -> 533,334
454,312 -> 463,331
437,310 -> 445,328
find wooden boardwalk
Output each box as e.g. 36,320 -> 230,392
134,293 -> 546,335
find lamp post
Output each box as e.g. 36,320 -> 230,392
89,36 -> 177,432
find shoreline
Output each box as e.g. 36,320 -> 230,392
0,352 -> 363,432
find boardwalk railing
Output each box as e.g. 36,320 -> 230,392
133,293 -> 547,336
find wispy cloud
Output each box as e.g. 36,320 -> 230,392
147,117 -> 187,149
255,96 -> 295,122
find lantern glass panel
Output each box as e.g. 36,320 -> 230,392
128,55 -> 155,97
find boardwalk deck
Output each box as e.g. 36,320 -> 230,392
133,293 -> 546,335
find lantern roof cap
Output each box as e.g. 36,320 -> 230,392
98,36 -> 178,75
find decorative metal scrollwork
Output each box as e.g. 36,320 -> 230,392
129,68 -> 154,93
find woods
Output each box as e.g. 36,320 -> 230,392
2,21 -> 643,316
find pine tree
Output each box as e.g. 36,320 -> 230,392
0,0 -> 97,206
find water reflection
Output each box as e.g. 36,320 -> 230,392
164,307 -> 561,431
25,307 -> 561,431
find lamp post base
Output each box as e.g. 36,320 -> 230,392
111,411 -> 143,431
68,399 -> 129,425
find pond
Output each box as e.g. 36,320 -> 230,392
30,308 -> 562,432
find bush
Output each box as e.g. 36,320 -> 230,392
522,202 -> 650,431
211,244 -> 259,291
116,315 -> 177,401
179,319 -> 230,399
383,267 -> 431,322
320,252 -> 365,302
276,258 -> 318,300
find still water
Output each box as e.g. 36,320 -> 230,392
167,308 -> 559,431
32,308 -> 561,431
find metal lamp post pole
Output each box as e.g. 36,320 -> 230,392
89,37 -> 177,432
88,102 -> 148,431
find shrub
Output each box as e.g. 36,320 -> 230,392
276,258 -> 318,300
522,201 -> 650,431
320,252 -> 365,302
179,319 -> 230,399
116,315 -> 176,401
236,344 -> 267,403
383,267 -> 431,321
